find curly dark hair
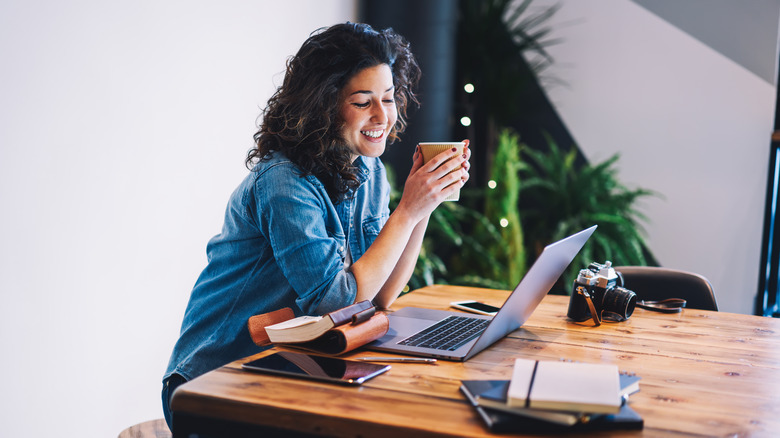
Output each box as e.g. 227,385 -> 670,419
247,22 -> 421,203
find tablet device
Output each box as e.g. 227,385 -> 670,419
242,351 -> 390,385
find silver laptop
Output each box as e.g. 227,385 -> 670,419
368,225 -> 596,361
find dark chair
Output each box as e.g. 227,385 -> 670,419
117,418 -> 171,438
614,266 -> 718,311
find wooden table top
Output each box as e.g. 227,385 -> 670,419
171,285 -> 780,437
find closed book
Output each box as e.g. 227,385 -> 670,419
467,399 -> 643,434
283,312 -> 389,355
264,300 -> 374,343
459,380 -> 582,426
619,373 -> 641,397
247,301 -> 388,356
507,359 -> 622,414
461,375 -> 643,433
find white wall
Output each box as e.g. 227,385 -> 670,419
0,1 -> 355,436
531,0 -> 777,314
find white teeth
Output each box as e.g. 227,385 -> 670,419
361,130 -> 383,138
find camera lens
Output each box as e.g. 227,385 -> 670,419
603,286 -> 637,321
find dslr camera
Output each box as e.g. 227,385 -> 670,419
567,261 -> 637,325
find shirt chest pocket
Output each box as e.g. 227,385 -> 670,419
360,215 -> 387,249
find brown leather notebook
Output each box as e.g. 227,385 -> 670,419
248,303 -> 389,356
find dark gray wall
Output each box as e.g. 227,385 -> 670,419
358,0 -> 458,180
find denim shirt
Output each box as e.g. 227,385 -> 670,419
164,152 -> 391,382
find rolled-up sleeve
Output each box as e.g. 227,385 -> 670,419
313,269 -> 358,315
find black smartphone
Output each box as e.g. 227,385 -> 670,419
241,351 -> 390,385
450,300 -> 500,316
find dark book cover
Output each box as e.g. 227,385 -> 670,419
460,375 -> 643,433
472,402 -> 644,434
460,380 -> 581,425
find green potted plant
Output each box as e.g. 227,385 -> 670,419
392,0 -> 658,295
482,129 -> 526,288
518,134 -> 659,292
386,165 -> 506,292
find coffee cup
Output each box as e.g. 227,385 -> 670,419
418,141 -> 467,201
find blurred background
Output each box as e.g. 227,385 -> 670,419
1,0 -> 778,436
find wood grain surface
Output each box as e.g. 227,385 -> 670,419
172,285 -> 780,437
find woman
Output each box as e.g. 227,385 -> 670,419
162,22 -> 470,430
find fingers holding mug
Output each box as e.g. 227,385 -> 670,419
418,141 -> 469,201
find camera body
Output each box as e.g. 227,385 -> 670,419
567,261 -> 637,325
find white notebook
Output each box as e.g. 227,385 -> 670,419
507,358 -> 622,414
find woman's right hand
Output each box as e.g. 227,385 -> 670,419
396,140 -> 471,223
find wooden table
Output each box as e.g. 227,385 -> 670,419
171,285 -> 780,437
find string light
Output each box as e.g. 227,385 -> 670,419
460,116 -> 472,127
500,218 -> 509,228
488,180 -> 497,189
464,83 -> 475,93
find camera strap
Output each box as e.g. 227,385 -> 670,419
636,298 -> 687,313
574,286 -> 602,326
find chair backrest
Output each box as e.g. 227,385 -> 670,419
614,266 -> 718,311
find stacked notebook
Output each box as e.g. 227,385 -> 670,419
460,358 -> 643,433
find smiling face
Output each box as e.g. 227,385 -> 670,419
339,64 -> 398,162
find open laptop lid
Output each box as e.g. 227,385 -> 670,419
368,225 -> 596,361
462,225 -> 596,360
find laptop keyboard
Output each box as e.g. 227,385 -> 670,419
397,315 -> 490,351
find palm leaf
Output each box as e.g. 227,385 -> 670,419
518,136 -> 660,292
